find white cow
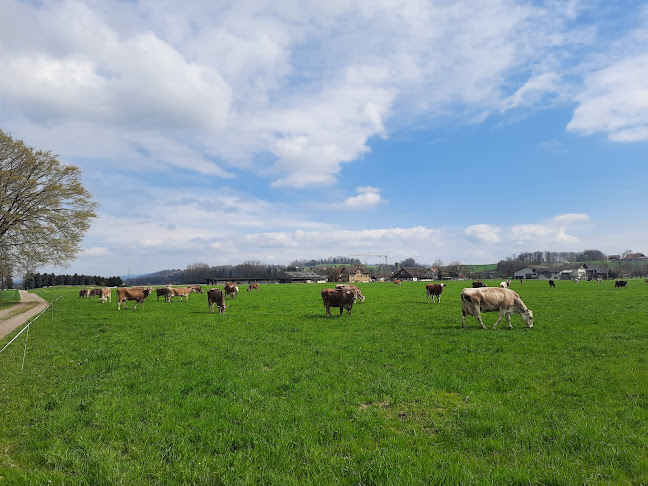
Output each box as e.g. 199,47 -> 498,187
461,287 -> 533,329
335,284 -> 365,303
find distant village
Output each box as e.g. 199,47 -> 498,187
14,251 -> 648,290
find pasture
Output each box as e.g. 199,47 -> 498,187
1,280 -> 647,485
0,289 -> 20,311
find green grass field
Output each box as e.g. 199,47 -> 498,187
1,280 -> 647,485
0,290 -> 20,311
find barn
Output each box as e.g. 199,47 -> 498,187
390,267 -> 438,281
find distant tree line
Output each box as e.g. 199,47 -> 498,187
24,273 -> 123,289
289,256 -> 362,267
126,261 -> 290,286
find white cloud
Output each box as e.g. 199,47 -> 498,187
567,9 -> 648,143
511,213 -> 589,244
82,247 -> 110,257
464,224 -> 502,243
0,0 -> 585,189
465,214 -> 589,247
341,186 -> 386,208
568,53 -> 648,141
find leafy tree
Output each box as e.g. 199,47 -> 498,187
399,258 -> 420,268
0,130 -> 98,273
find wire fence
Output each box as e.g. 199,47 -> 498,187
0,295 -> 62,371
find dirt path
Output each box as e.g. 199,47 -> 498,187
0,290 -> 50,339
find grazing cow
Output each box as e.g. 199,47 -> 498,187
156,287 -> 172,302
321,288 -> 355,316
548,280 -> 555,288
598,278 -> 603,283
615,280 -> 627,289
79,289 -> 90,299
190,285 -> 203,293
499,281 -> 510,288
116,286 -> 153,310
574,278 -> 579,283
247,283 -> 259,291
335,284 -> 365,302
224,282 -> 239,299
393,280 -> 402,286
88,288 -> 103,298
169,287 -> 196,302
100,287 -> 111,303
426,283 -> 445,303
207,288 -> 228,314
472,281 -> 486,288
460,287 -> 533,330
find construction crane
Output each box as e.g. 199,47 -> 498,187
350,253 -> 389,265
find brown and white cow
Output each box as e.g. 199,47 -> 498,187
79,289 -> 90,299
100,287 -> 112,303
224,282 -> 239,299
499,281 -> 510,288
335,284 -> 365,302
117,286 -> 153,310
169,287 -> 197,302
460,287 -> 533,329
393,280 -> 402,286
190,284 -> 203,293
321,288 -> 355,316
207,288 -> 228,314
426,283 -> 445,303
247,283 -> 259,291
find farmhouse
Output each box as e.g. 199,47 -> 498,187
329,265 -> 370,283
390,266 -> 438,281
514,264 -> 608,280
624,253 -> 647,261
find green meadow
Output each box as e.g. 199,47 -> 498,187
0,290 -> 20,311
1,280 -> 647,485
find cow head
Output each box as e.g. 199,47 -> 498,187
521,309 -> 533,328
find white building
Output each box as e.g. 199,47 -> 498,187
514,264 -> 593,280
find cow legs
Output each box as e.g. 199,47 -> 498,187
324,305 -> 331,317
462,311 -> 486,329
506,314 -> 513,330
473,310 -> 487,329
492,309 -> 506,329
426,292 -> 430,303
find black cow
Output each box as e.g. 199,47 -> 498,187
615,280 -> 627,289
472,281 -> 486,288
548,280 -> 555,288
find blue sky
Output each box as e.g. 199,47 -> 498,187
1,0 -> 647,277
